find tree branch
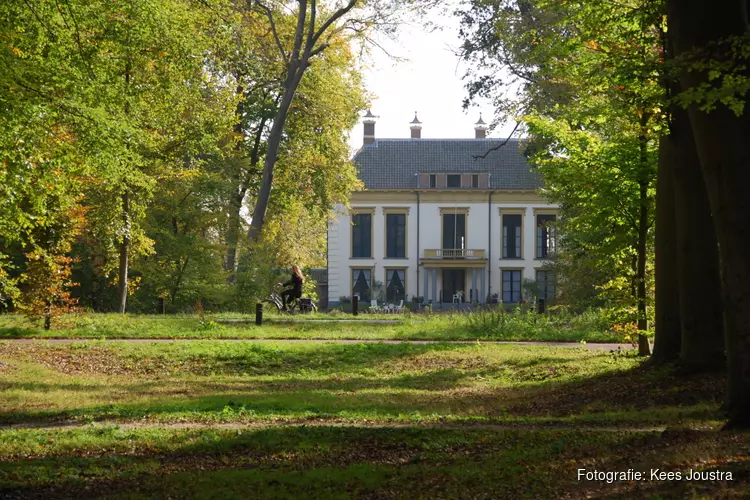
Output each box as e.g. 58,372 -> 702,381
615,198 -> 639,231
472,121 -> 520,160
309,41 -> 329,59
290,0 -> 308,69
13,79 -> 94,122
251,0 -> 288,62
305,0 -> 316,55
22,0 -> 58,42
60,0 -> 96,80
311,0 -> 357,47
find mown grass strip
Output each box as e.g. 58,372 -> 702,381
0,311 -> 624,342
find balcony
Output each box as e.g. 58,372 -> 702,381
423,249 -> 486,259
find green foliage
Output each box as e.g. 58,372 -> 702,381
458,0 -> 661,328
18,252 -> 79,330
0,255 -> 19,311
1,0 -> 368,313
671,34 -> 750,116
301,277 -> 319,303
464,307 -> 622,342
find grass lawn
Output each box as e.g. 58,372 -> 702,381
0,334 -> 747,499
0,311 -> 624,342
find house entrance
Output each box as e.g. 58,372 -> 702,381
442,269 -> 465,303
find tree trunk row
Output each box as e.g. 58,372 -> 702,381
657,0 -> 750,428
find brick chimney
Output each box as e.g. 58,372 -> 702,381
410,112 -> 422,139
474,113 -> 488,139
363,109 -> 376,145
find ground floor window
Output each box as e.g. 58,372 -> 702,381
352,269 -> 371,301
535,270 -> 555,302
386,269 -> 406,303
502,270 -> 522,303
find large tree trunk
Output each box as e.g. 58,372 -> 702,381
224,89 -> 247,278
244,0 -> 357,241
170,257 -> 190,305
671,103 -> 725,371
117,190 -> 129,314
118,57 -> 132,315
247,74 -> 303,242
225,112 -> 266,279
224,189 -> 245,276
669,0 -> 750,428
636,124 -> 651,356
652,134 -> 681,362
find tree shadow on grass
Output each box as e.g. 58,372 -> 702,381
502,361 -> 725,420
0,343 -> 588,425
0,426 -> 748,500
0,342 -> 726,429
0,365 -> 724,429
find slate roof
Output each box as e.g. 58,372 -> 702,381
353,138 -> 543,190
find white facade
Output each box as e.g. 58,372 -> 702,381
327,191 -> 558,307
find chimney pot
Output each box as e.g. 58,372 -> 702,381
363,109 -> 377,145
410,111 -> 422,139
474,113 -> 488,139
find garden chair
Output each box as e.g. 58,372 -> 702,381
392,299 -> 404,313
369,300 -> 381,313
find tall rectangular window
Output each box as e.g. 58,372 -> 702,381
351,213 -> 372,258
502,270 -> 522,303
429,174 -> 437,188
472,174 -> 479,188
386,213 -> 406,258
536,214 -> 556,258
352,269 -> 371,301
386,269 -> 406,302
502,214 -> 522,258
447,174 -> 461,188
535,270 -> 555,301
442,213 -> 466,250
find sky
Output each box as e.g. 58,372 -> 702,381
346,8 -> 514,152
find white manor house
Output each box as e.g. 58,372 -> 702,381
326,112 -> 558,307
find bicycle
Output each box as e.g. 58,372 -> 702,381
263,285 -> 317,314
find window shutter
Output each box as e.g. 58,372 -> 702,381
461,174 -> 472,188
418,173 -> 430,188
478,174 -> 490,189
437,174 -> 447,188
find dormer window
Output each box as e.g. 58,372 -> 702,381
418,173 -> 489,188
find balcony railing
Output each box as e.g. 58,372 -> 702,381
423,249 -> 486,259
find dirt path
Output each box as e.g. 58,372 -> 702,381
0,418 -> 669,433
0,338 -> 640,351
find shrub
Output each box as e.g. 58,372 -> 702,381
18,251 -> 79,330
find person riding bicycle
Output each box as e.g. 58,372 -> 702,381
280,265 -> 304,311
